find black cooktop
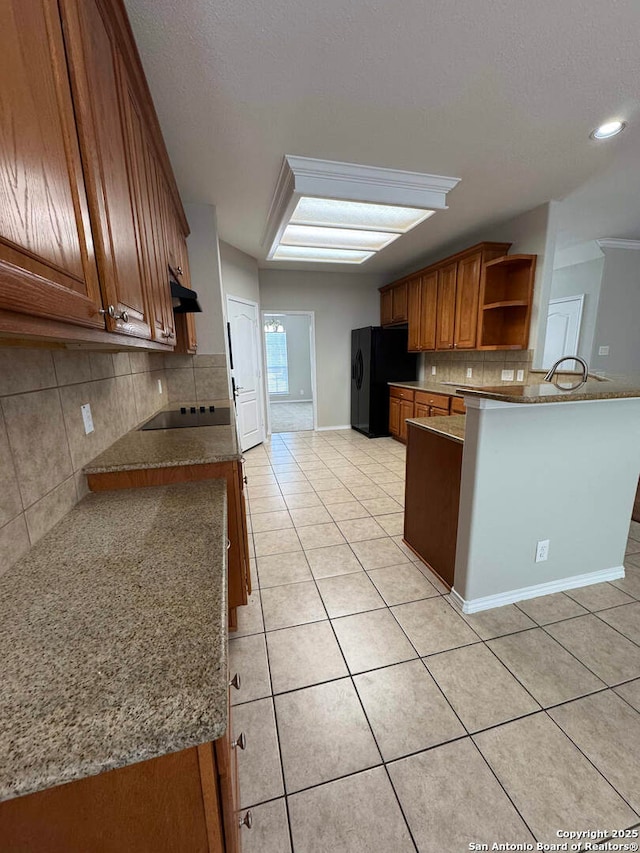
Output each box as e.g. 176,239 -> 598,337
139,406 -> 232,430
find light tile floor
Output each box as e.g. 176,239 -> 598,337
232,428 -> 640,852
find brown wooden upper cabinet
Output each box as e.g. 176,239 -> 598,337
435,261 -> 458,350
380,281 -> 409,326
453,251 -> 482,349
0,0 -> 104,333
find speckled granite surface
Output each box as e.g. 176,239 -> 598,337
406,415 -> 466,443
84,399 -> 238,473
388,380 -> 475,397
461,379 -> 640,404
0,480 -> 228,802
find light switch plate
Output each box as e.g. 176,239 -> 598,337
81,403 -> 94,435
598,345 -> 610,356
431,365 -> 437,375
516,369 -> 525,382
466,367 -> 473,378
501,369 -> 515,381
157,378 -> 163,394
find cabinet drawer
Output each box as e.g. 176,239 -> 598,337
431,407 -> 450,418
415,390 -> 451,411
390,385 -> 415,402
451,396 -> 466,415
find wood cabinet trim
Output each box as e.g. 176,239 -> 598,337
379,242 -> 512,291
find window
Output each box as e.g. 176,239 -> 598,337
265,328 -> 289,394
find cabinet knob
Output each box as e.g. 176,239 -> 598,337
243,475 -> 248,485
120,310 -> 129,323
161,330 -> 172,338
99,305 -> 116,318
232,732 -> 247,750
229,672 -> 241,690
239,810 -> 253,830
176,266 -> 183,275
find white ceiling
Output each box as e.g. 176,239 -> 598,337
124,0 -> 640,278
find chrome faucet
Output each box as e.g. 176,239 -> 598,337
544,355 -> 589,384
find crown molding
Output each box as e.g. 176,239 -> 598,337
596,238 -> 640,251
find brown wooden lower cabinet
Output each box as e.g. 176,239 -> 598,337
0,723 -> 246,852
451,396 -> 466,415
86,460 -> 250,630
389,385 -> 462,442
404,422 -> 462,588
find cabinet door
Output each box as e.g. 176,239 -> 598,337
392,282 -> 408,323
389,395 -> 401,437
415,403 -> 430,419
407,277 -> 422,351
431,406 -> 450,417
419,270 -> 438,351
436,262 -> 457,350
0,0 -> 103,329
454,251 -> 482,349
399,399 -> 414,442
380,289 -> 393,326
60,0 -> 152,340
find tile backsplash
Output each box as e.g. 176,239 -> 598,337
419,350 -> 534,385
164,353 -> 229,402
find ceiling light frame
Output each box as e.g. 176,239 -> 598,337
263,155 -> 460,263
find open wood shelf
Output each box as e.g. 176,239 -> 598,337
477,254 -> 536,350
482,300 -> 529,310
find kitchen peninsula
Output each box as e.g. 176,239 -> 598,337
404,379 -> 640,613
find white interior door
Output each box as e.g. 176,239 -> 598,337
542,295 -> 585,369
227,296 -> 265,451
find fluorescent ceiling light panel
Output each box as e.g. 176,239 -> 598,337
273,246 -> 375,264
281,223 -> 400,251
263,156 -> 460,264
290,198 -> 435,233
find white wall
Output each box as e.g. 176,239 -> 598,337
265,313 -> 313,402
220,240 -> 260,305
184,203 -> 226,354
591,246 -> 640,375
547,255 -> 604,364
259,270 -> 383,428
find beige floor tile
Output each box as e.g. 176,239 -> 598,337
305,543 -> 364,579
275,471 -> 309,483
275,679 -> 380,793
279,481 -> 315,496
349,485 -> 389,502
354,660 -> 465,760
261,581 -> 326,631
426,643 -> 540,732
474,713 -> 637,843
253,528 -> 301,557
612,569 -> 640,599
283,492 -> 322,510
457,602 -> 537,640
241,798 -> 291,853
316,572 -> 385,618
391,598 -> 479,656
288,767 -> 414,853
296,521 -> 346,550
625,538 -> 640,555
266,620 -> 348,693
229,633 -> 271,705
246,483 -> 282,499
350,537 -> 410,570
246,474 -> 278,486
251,510 -> 293,533
317,487 -> 356,505
565,582 -> 635,611
549,690 -> 640,812
332,608 -> 417,673
373,512 -> 404,536
614,678 -> 640,711
325,501 -> 370,521
488,627 -> 605,706
336,516 -> 387,542
309,476 -> 343,491
546,615 -> 640,685
515,592 -> 588,625
256,551 -> 312,588
249,495 -> 287,514
360,497 -> 403,515
288,505 -> 333,527
233,589 -> 264,637
598,602 -> 640,644
234,698 -> 284,809
628,520 -> 640,542
388,738 -> 534,853
367,563 -> 440,605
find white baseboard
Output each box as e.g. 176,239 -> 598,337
450,565 -> 626,614
316,424 -> 352,432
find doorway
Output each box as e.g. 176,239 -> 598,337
262,311 -> 317,434
542,295 -> 585,369
226,296 -> 266,451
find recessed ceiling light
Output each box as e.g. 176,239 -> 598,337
263,156 -> 460,264
591,120 -> 626,140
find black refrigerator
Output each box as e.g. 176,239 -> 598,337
351,327 -> 418,438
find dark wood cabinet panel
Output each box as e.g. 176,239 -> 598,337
0,0 -> 104,329
436,262 -> 457,350
392,281 -> 408,323
415,403 -> 430,419
389,395 -> 401,437
407,277 -> 421,351
419,270 -> 438,351
454,251 -> 482,349
380,289 -> 393,326
399,398 -> 414,442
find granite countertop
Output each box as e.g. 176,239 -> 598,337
388,379 -> 483,397
460,378 -> 640,404
406,414 -> 466,443
84,399 -> 239,473
0,480 -> 228,802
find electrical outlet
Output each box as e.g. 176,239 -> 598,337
598,345 -> 610,356
501,369 -> 515,381
431,365 -> 437,376
535,539 -> 550,563
157,378 -> 163,394
81,403 -> 94,435
466,367 -> 473,379
517,369 -> 525,382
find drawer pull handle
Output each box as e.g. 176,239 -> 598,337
227,538 -> 231,551
232,732 -> 247,750
229,672 -> 241,690
239,810 -> 253,829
